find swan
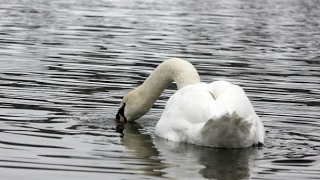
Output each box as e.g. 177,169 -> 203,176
116,58 -> 265,148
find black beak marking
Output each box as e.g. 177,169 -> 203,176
116,103 -> 127,123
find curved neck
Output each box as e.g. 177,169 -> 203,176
137,58 -> 200,110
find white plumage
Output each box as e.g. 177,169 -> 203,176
155,81 -> 264,148
117,58 -> 265,148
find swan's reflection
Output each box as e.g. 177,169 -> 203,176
155,137 -> 260,179
121,122 -> 167,177
121,122 -> 261,179
121,122 -> 159,158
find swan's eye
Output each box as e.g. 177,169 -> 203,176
116,103 -> 127,123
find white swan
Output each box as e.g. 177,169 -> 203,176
116,58 -> 265,148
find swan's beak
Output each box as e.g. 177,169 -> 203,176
116,103 -> 127,123
118,114 -> 126,123
116,111 -> 127,123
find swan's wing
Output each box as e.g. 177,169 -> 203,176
156,81 -> 265,147
155,83 -> 212,141
208,81 -> 257,122
202,112 -> 252,135
201,112 -> 255,148
202,81 -> 265,147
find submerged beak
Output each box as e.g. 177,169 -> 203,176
116,103 -> 127,124
116,103 -> 127,134
118,113 -> 126,123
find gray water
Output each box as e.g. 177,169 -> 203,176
0,0 -> 320,179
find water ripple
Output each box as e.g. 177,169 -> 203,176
0,0 -> 320,179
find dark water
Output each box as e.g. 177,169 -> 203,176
0,0 -> 320,179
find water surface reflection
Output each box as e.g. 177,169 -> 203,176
0,0 -> 320,179
122,122 -> 262,179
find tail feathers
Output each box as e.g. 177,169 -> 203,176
201,112 -> 253,148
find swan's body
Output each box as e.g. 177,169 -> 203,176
117,58 -> 265,148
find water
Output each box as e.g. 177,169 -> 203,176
0,0 -> 319,179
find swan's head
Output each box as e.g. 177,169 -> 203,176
116,89 -> 150,123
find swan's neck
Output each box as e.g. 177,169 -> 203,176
136,58 -> 200,113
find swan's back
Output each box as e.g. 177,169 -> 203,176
208,81 -> 256,120
155,81 -> 264,148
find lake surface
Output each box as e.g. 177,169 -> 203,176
0,0 -> 319,179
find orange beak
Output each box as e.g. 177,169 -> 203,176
119,113 -> 125,123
